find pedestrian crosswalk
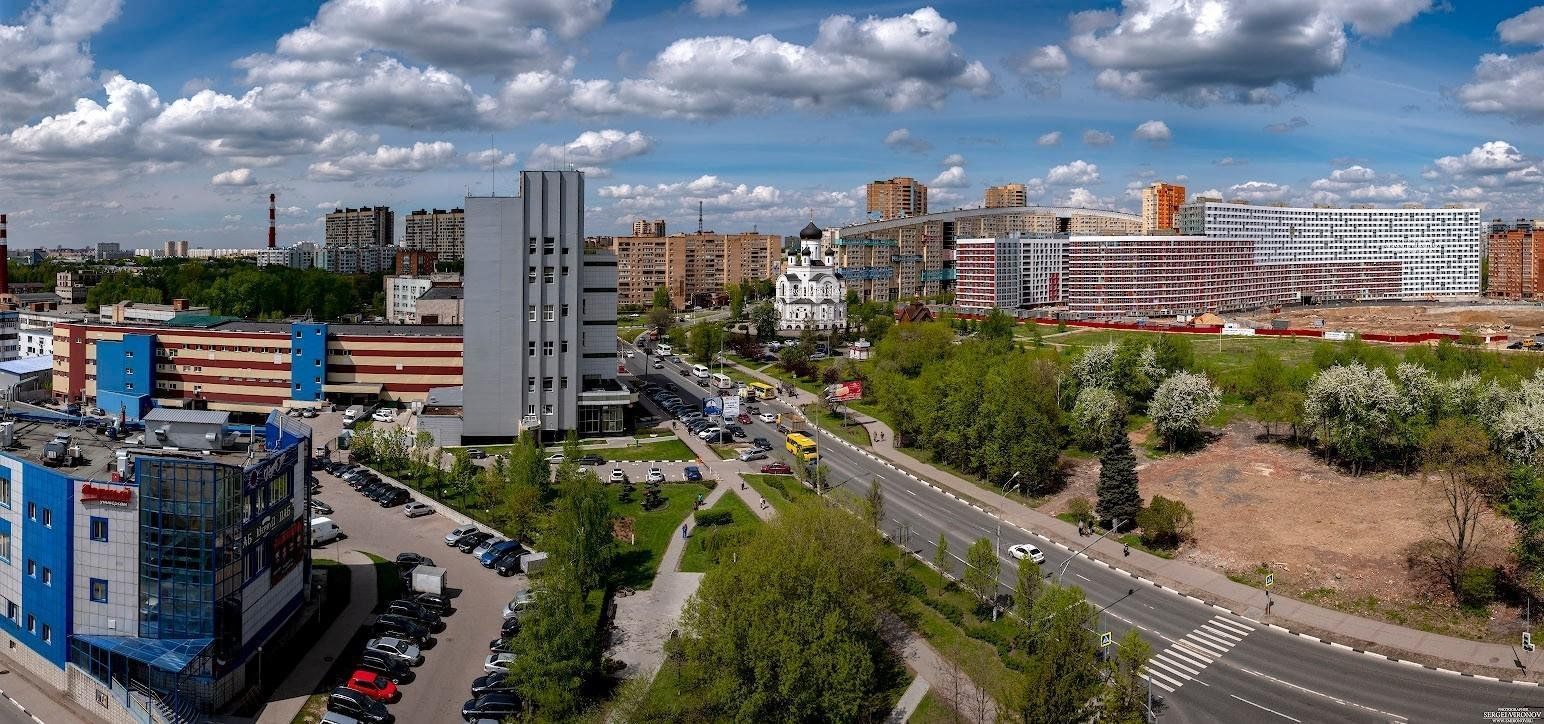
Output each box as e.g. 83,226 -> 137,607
1141,615 -> 1254,693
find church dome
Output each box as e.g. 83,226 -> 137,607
798,221 -> 822,240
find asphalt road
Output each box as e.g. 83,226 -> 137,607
620,341 -> 1544,723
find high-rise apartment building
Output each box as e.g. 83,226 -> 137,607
1141,182 -> 1186,234
325,206 -> 394,247
461,171 -> 629,441
1488,223 -> 1544,299
984,183 -> 1028,208
631,219 -> 666,237
162,239 -> 189,258
866,177 -> 928,220
404,208 -> 465,260
395,248 -> 438,276
611,232 -> 780,308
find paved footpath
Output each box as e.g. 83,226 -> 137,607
726,358 -> 1544,678
254,549 -> 376,724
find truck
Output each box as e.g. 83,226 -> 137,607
342,405 -> 366,425
410,565 -> 447,595
519,551 -> 549,576
775,412 -> 807,434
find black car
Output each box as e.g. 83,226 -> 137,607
395,552 -> 435,571
360,480 -> 389,496
702,431 -> 735,444
412,592 -> 453,616
470,672 -> 517,698
752,437 -> 773,451
357,651 -> 415,684
455,531 -> 495,553
367,484 -> 399,502
379,488 -> 411,507
309,499 -> 333,515
466,448 -> 488,459
488,637 -> 517,653
725,424 -> 746,439
492,550 -> 522,577
576,454 -> 605,466
373,614 -> 430,643
462,692 -> 521,722
383,600 -> 443,630
329,687 -> 393,723
500,616 -> 520,638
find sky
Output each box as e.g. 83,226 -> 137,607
0,0 -> 1542,249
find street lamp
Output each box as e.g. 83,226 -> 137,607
1000,471 -> 1021,495
1058,518 -> 1126,585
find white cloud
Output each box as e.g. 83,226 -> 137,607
690,0 -> 746,18
1005,44 -> 1068,97
1454,51 -> 1544,123
222,214 -> 242,223
1036,131 -> 1062,146
1046,160 -> 1100,185
1068,1 -> 1431,105
303,58 -> 497,130
1500,7 -> 1544,45
466,148 -> 518,169
1082,129 -> 1114,146
1306,165 -> 1416,203
930,165 -> 968,188
883,128 -> 931,153
528,129 -> 652,171
940,153 -> 966,167
1264,116 -> 1310,133
1057,187 -> 1114,209
1226,180 -> 1292,202
1197,187 -> 1221,198
307,141 -> 458,180
0,0 -> 124,126
1433,140 -> 1531,176
210,168 -> 256,187
6,74 -> 161,157
1133,119 -> 1171,145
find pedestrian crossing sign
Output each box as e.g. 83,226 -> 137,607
1100,631 -> 1112,648
1264,573 -> 1274,588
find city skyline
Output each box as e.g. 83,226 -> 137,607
0,0 -> 1541,248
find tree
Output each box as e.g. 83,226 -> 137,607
978,309 -> 1016,349
1420,418 -> 1504,594
1013,556 -> 1042,622
934,533 -> 952,577
1256,389 -> 1303,441
728,283 -> 746,319
508,569 -> 599,719
1148,371 -> 1221,451
963,538 -> 1000,603
1100,628 -> 1154,724
1302,362 -> 1399,474
1096,427 -> 1141,527
673,505 -> 903,722
780,341 -> 815,379
543,469 -> 615,593
1241,348 -> 1287,402
1072,387 -> 1127,451
1071,342 -> 1119,392
865,479 -> 885,530
1010,584 -> 1102,724
687,320 -> 726,364
749,300 -> 778,340
652,284 -> 672,310
1136,495 -> 1195,548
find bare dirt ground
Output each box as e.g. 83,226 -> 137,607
1237,302 -> 1544,337
1043,420 -> 1524,640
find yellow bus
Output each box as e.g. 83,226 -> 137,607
747,381 -> 775,401
785,432 -> 818,463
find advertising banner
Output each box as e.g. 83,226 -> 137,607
722,396 -> 741,417
828,381 -> 864,402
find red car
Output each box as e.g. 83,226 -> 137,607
737,413 -> 752,425
760,462 -> 792,475
345,669 -> 399,702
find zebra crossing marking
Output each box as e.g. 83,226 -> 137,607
1142,615 -> 1254,693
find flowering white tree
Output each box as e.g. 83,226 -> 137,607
1138,344 -> 1169,386
1071,342 -> 1119,391
1148,371 -> 1221,451
1494,370 -> 1544,464
1393,362 -> 1439,420
1302,362 -> 1399,474
1071,386 -> 1127,450
1439,372 -> 1508,427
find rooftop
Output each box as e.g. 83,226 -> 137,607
0,415 -> 255,480
0,357 -> 54,376
419,286 -> 464,301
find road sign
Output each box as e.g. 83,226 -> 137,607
1100,631 -> 1112,648
703,397 -> 723,417
722,395 -> 741,417
1526,632 -> 1535,652
1264,573 -> 1274,588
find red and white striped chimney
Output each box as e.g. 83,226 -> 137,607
0,213 -> 9,295
268,193 -> 277,248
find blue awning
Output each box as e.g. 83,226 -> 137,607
74,635 -> 212,674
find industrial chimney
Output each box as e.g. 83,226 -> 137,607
267,193 -> 276,248
0,213 -> 9,295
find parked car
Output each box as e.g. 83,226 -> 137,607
364,637 -> 422,666
382,600 -> 442,630
395,552 -> 435,571
456,531 -> 495,553
652,361 -> 664,369
480,540 -> 524,568
471,536 -> 507,559
372,409 -> 396,423
500,616 -> 521,638
488,637 -> 517,653
444,524 -> 480,546
355,651 -> 414,683
725,424 -> 746,439
646,467 -> 666,483
372,614 -> 430,643
502,591 -> 539,619
378,488 -> 411,507
737,449 -> 767,462
466,448 -> 487,459
1008,544 -> 1046,564
411,592 -> 453,616
327,687 -> 393,724
402,501 -> 434,518
462,692 -> 521,722
609,468 -> 628,484
577,454 -> 605,466
761,462 -> 792,475
483,653 -> 517,675
544,453 -> 564,465
683,465 -> 703,481
703,431 -> 735,444
752,437 -> 773,450
696,426 -> 723,440
492,549 -> 523,577
344,669 -> 399,702
310,499 -> 333,515
470,672 -> 517,698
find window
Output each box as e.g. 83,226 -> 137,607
560,340 -> 569,353
25,560 -> 34,577
90,579 -> 108,603
0,468 -> 11,508
543,341 -> 554,356
561,377 -> 568,389
124,382 -> 134,391
25,614 -> 33,634
526,404 -> 536,415
543,305 -> 555,321
528,306 -> 537,321
26,502 -> 34,520
0,529 -> 10,563
528,266 -> 537,283
528,341 -> 536,356
5,601 -> 14,622
543,404 -> 554,415
528,377 -> 536,393
40,508 -> 50,527
543,267 -> 554,283
89,517 -> 108,542
543,377 -> 553,391
561,303 -> 569,317
41,567 -> 51,585
40,624 -> 49,643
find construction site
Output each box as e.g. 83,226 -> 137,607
1235,302 -> 1544,346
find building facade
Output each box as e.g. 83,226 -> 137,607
610,232 -> 781,308
324,207 -> 394,247
161,240 -> 190,259
461,171 -> 630,443
403,208 -> 464,261
1178,202 -> 1483,295
385,276 -> 434,323
776,223 -> 846,331
1488,223 -> 1543,299
866,177 -> 928,221
415,286 -> 464,325
1141,182 -> 1186,234
954,238 -> 1022,309
255,242 -> 318,269
984,183 -> 1027,209
55,271 -> 97,304
631,219 -> 666,237
314,245 -> 390,275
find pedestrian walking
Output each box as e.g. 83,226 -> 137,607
681,523 -> 688,540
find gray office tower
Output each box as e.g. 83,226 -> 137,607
461,171 -> 631,443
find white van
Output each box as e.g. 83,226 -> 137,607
691,364 -> 710,378
656,342 -> 673,355
310,517 -> 344,547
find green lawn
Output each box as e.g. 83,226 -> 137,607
909,690 -> 958,724
612,483 -> 712,589
742,473 -> 817,512
679,493 -> 763,573
810,406 -> 873,447
600,438 -> 697,461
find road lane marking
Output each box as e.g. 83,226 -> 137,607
1144,669 -> 1187,691
1210,617 -> 1254,635
1147,657 -> 1198,680
1141,673 -> 1176,692
1190,630 -> 1235,651
1233,665 -> 1409,721
1229,694 -> 1302,722
1200,624 -> 1241,642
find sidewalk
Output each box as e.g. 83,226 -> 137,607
725,358 -> 1544,679
254,549 -> 377,724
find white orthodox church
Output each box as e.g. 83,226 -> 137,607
776,222 -> 847,332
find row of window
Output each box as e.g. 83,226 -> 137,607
527,266 -> 570,283
526,340 -> 569,356
5,600 -> 51,644
525,304 -> 570,321
527,377 -> 570,392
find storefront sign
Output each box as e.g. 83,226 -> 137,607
80,483 -> 133,505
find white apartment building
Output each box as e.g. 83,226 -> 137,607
955,238 -> 1022,309
1177,202 -> 1483,295
256,241 -> 319,269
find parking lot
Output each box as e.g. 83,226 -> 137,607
311,418 -> 524,723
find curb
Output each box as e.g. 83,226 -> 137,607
0,688 -> 44,724
807,423 -> 1544,687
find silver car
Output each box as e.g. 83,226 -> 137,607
402,501 -> 433,518
472,537 -> 507,558
365,636 -> 423,666
444,523 -> 479,546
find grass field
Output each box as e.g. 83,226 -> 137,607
612,483 -> 712,589
599,438 -> 697,461
908,690 -> 958,723
678,493 -> 762,573
742,473 -> 817,512
811,406 -> 873,447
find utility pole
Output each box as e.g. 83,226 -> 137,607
1059,518 -> 1125,584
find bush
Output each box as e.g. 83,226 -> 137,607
1136,495 -> 1194,548
965,623 -> 1009,649
693,509 -> 732,527
1458,566 -> 1499,608
924,596 -> 964,625
895,572 -> 927,597
1067,497 -> 1093,526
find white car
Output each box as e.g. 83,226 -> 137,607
696,427 -> 723,440
1008,544 -> 1046,564
372,410 -> 396,423
484,652 -> 516,674
609,468 -> 628,484
758,412 -> 776,423
502,591 -> 539,619
544,453 -> 564,465
646,467 -> 665,483
625,351 -> 635,358
402,501 -> 433,518
366,636 -> 423,666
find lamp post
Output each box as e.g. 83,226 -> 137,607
1000,471 -> 1021,495
1058,518 -> 1125,585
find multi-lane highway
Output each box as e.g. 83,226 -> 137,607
620,339 -> 1544,722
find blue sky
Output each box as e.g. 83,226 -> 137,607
0,0 -> 1541,248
